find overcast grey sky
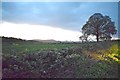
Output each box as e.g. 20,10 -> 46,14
0,1 -> 119,41
2,2 -> 118,31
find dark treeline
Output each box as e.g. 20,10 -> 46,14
0,36 -> 26,42
0,36 -> 120,44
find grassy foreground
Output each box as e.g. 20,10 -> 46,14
2,40 -> 120,78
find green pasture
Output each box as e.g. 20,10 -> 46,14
2,42 -> 79,54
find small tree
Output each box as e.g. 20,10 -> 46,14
82,13 -> 117,42
79,34 -> 88,42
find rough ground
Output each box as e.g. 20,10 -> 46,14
2,40 -> 120,78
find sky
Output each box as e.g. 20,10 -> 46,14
0,2 -> 119,41
1,0 -> 120,2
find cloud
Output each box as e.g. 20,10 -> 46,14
0,22 -> 118,41
2,2 -> 82,30
1,2 -> 118,35
0,22 -> 82,41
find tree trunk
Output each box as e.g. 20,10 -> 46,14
96,26 -> 99,42
97,35 -> 99,42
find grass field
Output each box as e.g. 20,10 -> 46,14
2,42 -> 80,54
2,39 -> 120,78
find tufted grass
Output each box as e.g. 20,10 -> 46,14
2,40 -> 119,78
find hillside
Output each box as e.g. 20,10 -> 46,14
2,37 -> 120,78
1,36 -> 26,42
33,39 -> 61,43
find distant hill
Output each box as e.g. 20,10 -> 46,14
33,39 -> 61,43
1,36 -> 120,44
0,36 -> 61,43
1,36 -> 26,42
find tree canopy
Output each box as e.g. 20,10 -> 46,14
81,13 -> 117,42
